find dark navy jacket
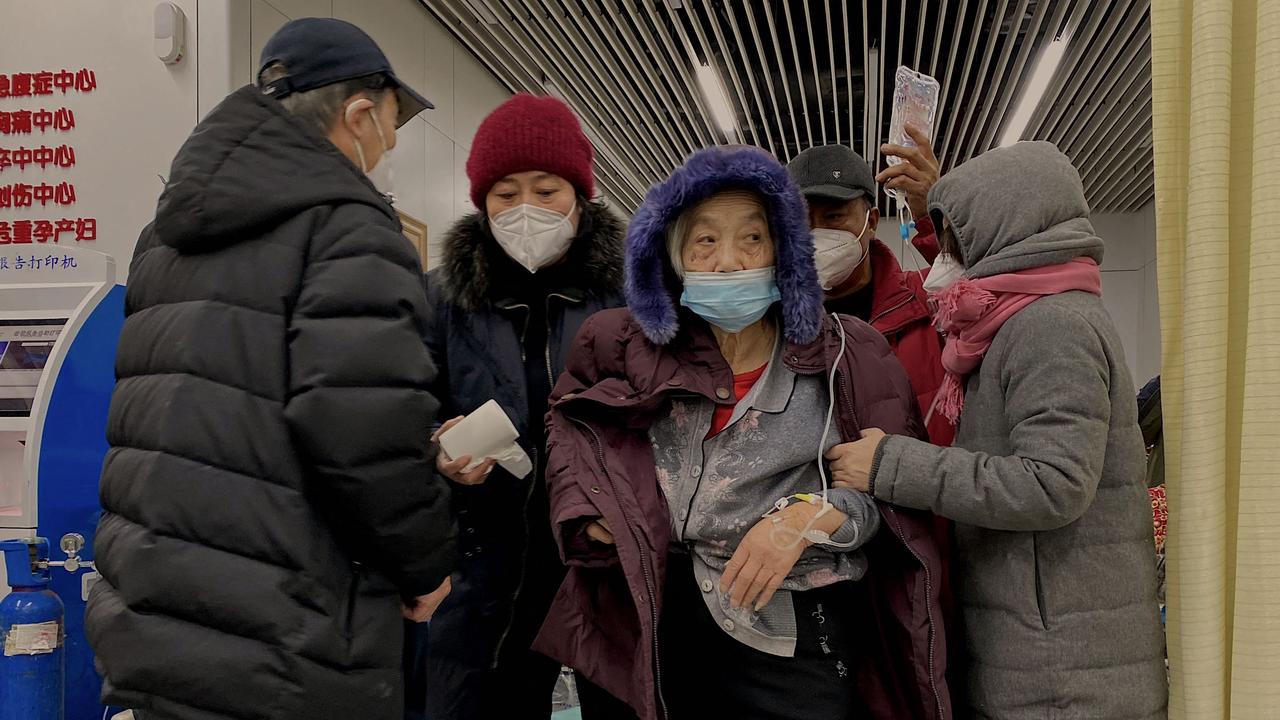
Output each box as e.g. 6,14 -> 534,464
419,201 -> 624,713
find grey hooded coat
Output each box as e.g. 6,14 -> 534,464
870,142 -> 1167,719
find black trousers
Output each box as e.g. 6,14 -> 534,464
656,554 -> 868,720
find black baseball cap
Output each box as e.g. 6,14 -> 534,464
787,145 -> 877,203
259,17 -> 433,128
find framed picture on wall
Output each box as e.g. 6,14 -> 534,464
398,210 -> 429,271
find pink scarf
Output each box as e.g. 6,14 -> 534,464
931,257 -> 1102,424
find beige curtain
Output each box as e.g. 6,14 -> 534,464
1151,0 -> 1280,717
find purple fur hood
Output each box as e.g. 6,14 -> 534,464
624,145 -> 825,346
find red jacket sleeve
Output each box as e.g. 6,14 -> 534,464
912,214 -> 941,266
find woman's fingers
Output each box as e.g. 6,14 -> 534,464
754,574 -> 787,611
738,567 -> 776,610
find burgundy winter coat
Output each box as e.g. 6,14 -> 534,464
532,308 -> 952,720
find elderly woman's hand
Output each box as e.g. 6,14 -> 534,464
721,502 -> 846,611
826,428 -> 888,493
585,519 -> 615,545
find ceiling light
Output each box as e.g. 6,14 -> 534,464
695,62 -> 739,141
1000,28 -> 1073,147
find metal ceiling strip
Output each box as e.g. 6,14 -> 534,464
608,0 -> 714,149
430,1 -> 643,207
929,0 -> 950,77
1115,165 -> 1155,212
960,0 -> 1030,162
861,0 -> 872,158
524,0 -> 679,177
476,0 -> 665,183
1089,137 -> 1150,207
1058,35 -> 1151,158
1082,104 -> 1150,189
743,0 -> 793,157
936,0 -> 993,167
1024,0 -> 1119,140
978,0 -> 1058,152
724,0 -> 781,157
762,1 -> 803,154
773,1 -> 814,151
583,2 -> 699,157
802,0 -> 828,144
933,0 -> 972,167
873,0 -> 888,181
1122,184 -> 1155,213
844,0 -> 856,148
696,2 -> 763,148
639,0 -> 721,145
554,0 -> 689,169
660,0 -> 740,147
483,0 -> 667,182
1039,0 -> 1147,142
825,0 -> 841,145
913,0 -> 928,71
1076,91 -> 1151,177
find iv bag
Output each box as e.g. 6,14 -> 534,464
886,66 -> 940,166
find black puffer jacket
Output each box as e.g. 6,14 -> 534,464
85,86 -> 455,720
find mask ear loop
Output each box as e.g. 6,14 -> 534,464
768,314 -> 860,552
344,98 -> 378,173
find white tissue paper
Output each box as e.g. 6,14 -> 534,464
438,399 -> 534,479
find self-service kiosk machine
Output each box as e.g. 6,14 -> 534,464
0,244 -> 124,718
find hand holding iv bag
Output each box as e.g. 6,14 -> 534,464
886,66 -> 940,168
437,400 -> 534,479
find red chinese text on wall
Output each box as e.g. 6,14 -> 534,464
0,68 -> 95,247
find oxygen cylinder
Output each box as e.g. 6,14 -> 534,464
0,538 -> 65,720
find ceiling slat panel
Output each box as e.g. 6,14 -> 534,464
419,0 -> 1154,216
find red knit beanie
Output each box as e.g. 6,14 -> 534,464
466,94 -> 596,209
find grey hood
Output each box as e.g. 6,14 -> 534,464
928,141 -> 1104,279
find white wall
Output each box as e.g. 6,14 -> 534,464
1093,202 -> 1161,386
236,0 -> 511,268
0,0 -> 202,282
0,0 -> 511,279
878,202 -> 1161,386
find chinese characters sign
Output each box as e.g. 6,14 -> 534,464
0,253 -> 80,271
0,68 -> 96,247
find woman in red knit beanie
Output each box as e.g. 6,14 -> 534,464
414,93 -> 631,720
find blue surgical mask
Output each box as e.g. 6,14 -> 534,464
680,267 -> 782,334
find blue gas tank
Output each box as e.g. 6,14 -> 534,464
0,538 -> 65,720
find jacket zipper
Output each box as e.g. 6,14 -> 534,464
492,295 -> 574,666
890,509 -> 943,719
572,416 -> 668,720
870,295 -> 914,327
491,303 -> 534,666
835,343 -> 942,719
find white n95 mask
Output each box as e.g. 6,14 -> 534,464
491,202 -> 577,273
812,210 -> 871,291
922,252 -> 964,294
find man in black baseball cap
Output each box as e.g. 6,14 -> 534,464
259,17 -> 434,128
87,17 -> 454,720
787,133 -> 954,447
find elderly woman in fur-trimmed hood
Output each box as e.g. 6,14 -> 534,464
533,145 -> 953,720
418,93 -> 631,720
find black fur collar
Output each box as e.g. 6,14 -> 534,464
438,200 -> 626,310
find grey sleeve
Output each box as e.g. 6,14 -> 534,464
870,307 -> 1112,532
821,488 -> 880,549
